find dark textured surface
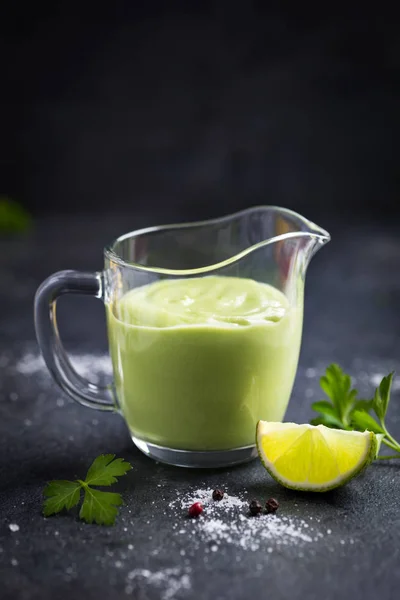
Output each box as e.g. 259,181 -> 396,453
0,214 -> 400,600
2,6 -> 399,221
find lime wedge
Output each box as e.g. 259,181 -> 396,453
256,421 -> 377,492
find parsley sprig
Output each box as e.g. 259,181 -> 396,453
43,454 -> 132,525
311,364 -> 400,459
0,197 -> 31,233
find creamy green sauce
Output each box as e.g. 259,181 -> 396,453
107,276 -> 302,450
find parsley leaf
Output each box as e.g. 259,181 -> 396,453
310,365 -> 400,460
0,197 -> 31,233
79,488 -> 123,526
316,364 -> 358,428
372,372 -> 393,422
43,481 -> 81,516
350,410 -> 384,434
310,400 -> 344,428
85,453 -> 131,486
42,454 -> 132,525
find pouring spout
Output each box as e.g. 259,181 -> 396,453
262,208 -> 330,283
303,219 -> 331,264
303,220 -> 330,248
274,207 -> 330,251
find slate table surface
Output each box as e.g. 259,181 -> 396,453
0,213 -> 399,600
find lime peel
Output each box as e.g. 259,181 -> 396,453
256,421 -> 377,492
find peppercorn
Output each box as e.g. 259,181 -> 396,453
212,489 -> 224,501
188,502 -> 203,518
265,497 -> 279,514
249,499 -> 262,516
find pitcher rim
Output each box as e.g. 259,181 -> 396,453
104,205 -> 330,276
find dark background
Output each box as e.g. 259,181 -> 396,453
1,2 -> 399,225
1,6 -> 400,600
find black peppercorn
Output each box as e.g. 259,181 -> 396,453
249,499 -> 262,516
212,489 -> 224,501
265,497 -> 279,514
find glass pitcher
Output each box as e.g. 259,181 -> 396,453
34,206 -> 330,468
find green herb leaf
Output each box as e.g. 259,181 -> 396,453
42,455 -> 132,525
79,488 -> 123,526
351,410 -> 384,434
310,401 -> 343,428
372,373 -> 394,422
310,364 -> 400,461
319,364 -> 357,426
43,481 -> 81,516
84,454 -> 132,486
353,399 -> 374,412
311,401 -> 339,416
310,415 -> 342,428
0,197 -> 31,233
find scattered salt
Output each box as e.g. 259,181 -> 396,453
175,488 -> 244,512
9,524 -> 19,532
11,558 -> 18,566
14,353 -> 45,375
305,368 -> 316,378
169,488 -> 318,552
15,351 -> 112,379
126,568 -> 191,600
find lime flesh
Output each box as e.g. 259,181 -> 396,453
256,421 -> 377,492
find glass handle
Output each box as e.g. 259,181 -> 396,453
34,270 -> 115,411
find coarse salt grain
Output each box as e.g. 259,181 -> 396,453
9,524 -> 19,532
